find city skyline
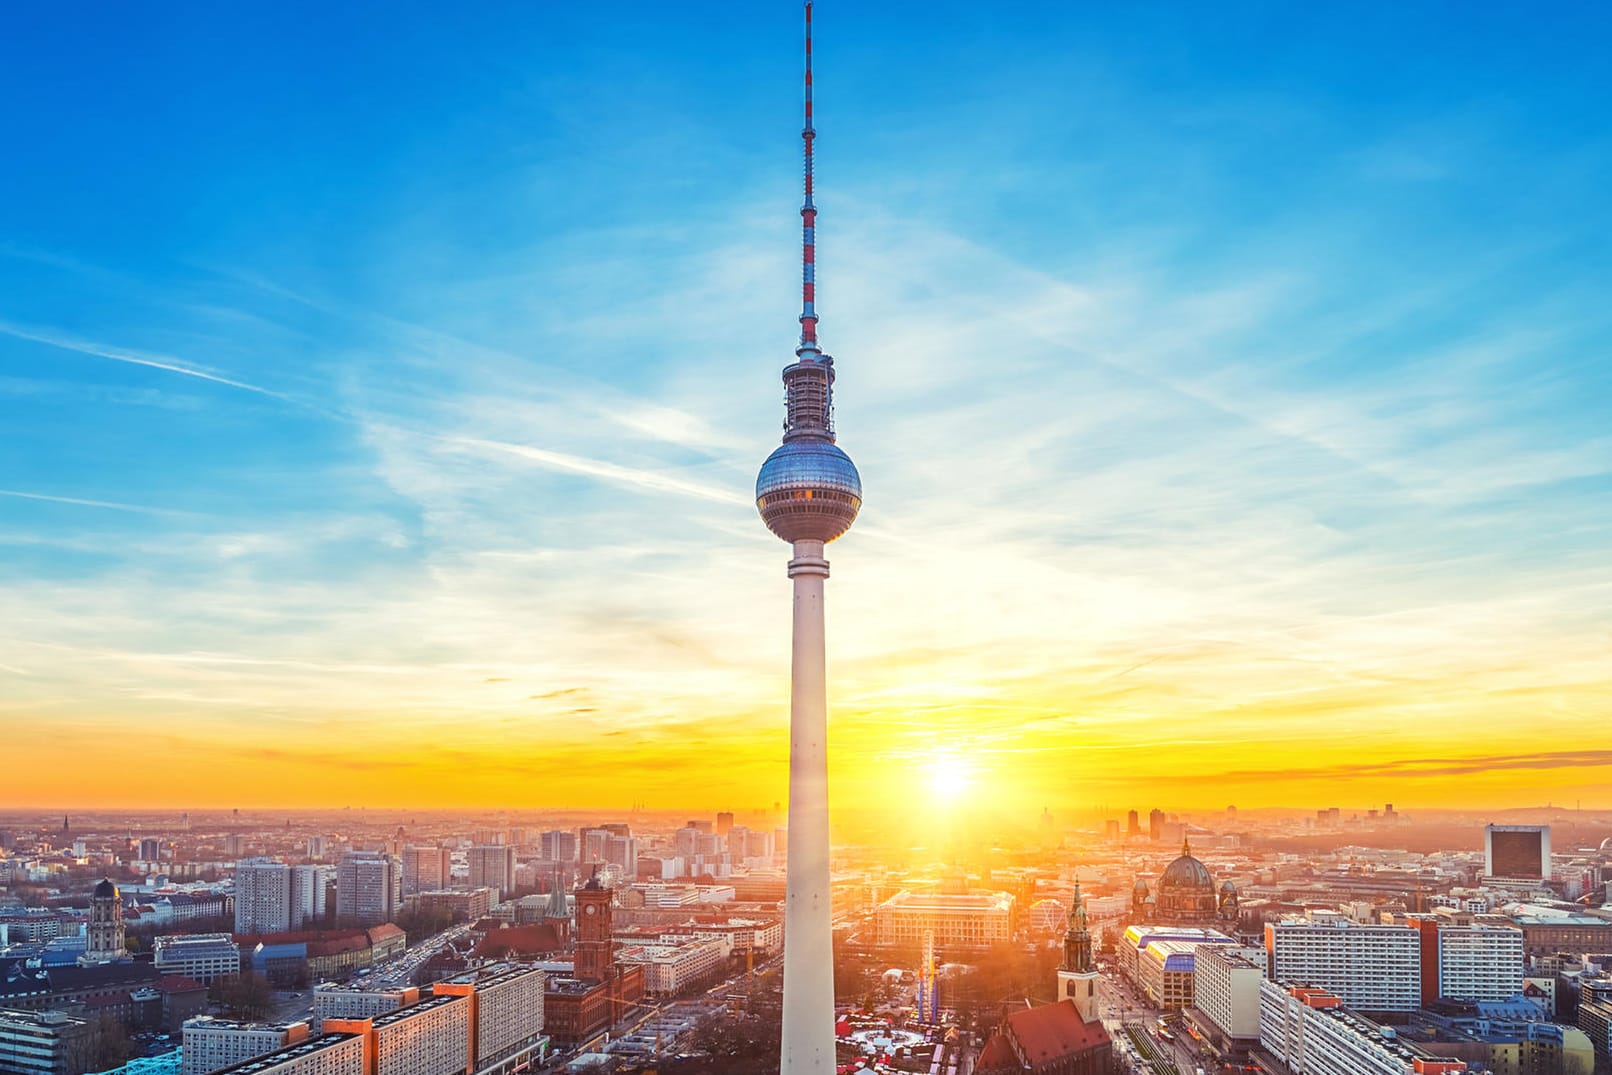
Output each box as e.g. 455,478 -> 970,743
4,4 -> 1611,815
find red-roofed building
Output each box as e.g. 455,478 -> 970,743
474,924 -> 566,960
154,975 -> 209,1030
975,999 -> 1116,1075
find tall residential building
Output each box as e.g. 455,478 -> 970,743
313,983 -> 420,1026
715,812 -> 734,836
1411,918 -> 1524,1004
578,829 -> 611,867
1265,918 -> 1420,1012
402,846 -> 452,896
468,846 -> 518,901
336,852 -> 402,927
238,859 -> 324,933
202,1034 -> 362,1075
139,837 -> 162,861
182,1018 -> 311,1075
1259,982 -> 1468,1075
237,858 -> 293,934
322,994 -> 471,1075
290,865 -> 327,929
306,835 -> 328,861
432,965 -> 547,1075
538,831 -> 577,864
603,835 -> 637,881
84,878 -> 125,963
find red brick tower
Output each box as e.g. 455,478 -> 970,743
574,872 -> 613,983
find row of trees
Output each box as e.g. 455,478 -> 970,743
208,972 -> 276,1021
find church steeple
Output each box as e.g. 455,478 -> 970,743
1063,879 -> 1094,974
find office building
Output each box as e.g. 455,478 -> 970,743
182,1018 -> 311,1075
1119,926 -> 1237,987
155,934 -> 243,985
538,831 -> 576,864
1265,918 -> 1421,1012
1486,826 -> 1550,880
140,838 -> 162,862
0,1008 -> 88,1075
400,848 -> 451,897
467,846 -> 518,901
306,836 -> 329,861
872,890 -> 1015,950
1149,809 -> 1165,841
336,852 -> 401,927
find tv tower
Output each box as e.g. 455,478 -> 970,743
754,4 -> 862,1072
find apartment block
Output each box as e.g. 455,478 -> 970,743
182,1018 -> 310,1075
1265,918 -> 1421,1012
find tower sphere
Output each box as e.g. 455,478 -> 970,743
756,436 -> 861,544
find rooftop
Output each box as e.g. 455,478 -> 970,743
206,1034 -> 357,1075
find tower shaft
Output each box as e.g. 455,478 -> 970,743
781,539 -> 834,1074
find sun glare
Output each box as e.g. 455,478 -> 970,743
926,754 -> 974,805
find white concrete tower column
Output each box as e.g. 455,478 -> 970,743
782,538 -> 833,1074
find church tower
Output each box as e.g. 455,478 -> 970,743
1056,879 -> 1101,1022
573,871 -> 614,983
84,879 -> 125,963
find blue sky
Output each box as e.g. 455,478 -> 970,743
2,2 -> 1609,812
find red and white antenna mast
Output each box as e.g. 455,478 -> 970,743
799,1 -> 819,358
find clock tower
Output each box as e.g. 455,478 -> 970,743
574,872 -> 614,983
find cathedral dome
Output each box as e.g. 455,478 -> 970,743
1159,842 -> 1213,891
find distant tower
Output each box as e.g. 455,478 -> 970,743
1057,879 -> 1100,1021
84,878 -> 125,963
755,5 -> 862,1075
574,872 -> 614,983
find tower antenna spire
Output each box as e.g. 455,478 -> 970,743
799,1 -> 819,358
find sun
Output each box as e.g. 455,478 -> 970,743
926,754 -> 974,805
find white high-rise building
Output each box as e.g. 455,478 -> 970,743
1436,924 -> 1524,1002
336,851 -> 401,927
1193,946 -> 1267,1049
1265,918 -> 1421,1011
1259,981 -> 1468,1075
237,859 -> 325,933
753,8 -> 863,1072
290,864 -> 327,929
235,858 -> 293,935
182,1018 -> 310,1075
